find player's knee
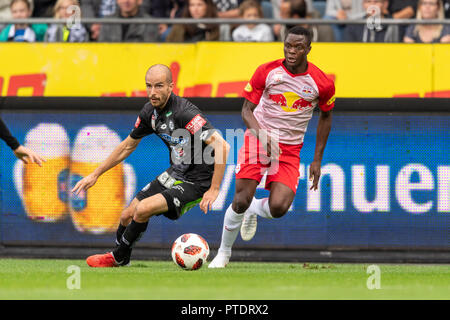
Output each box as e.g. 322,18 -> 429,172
269,201 -> 289,218
133,202 -> 153,222
232,194 -> 252,213
120,206 -> 134,225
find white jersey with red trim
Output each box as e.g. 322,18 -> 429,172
243,59 -> 335,145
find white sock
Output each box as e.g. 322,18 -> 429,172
248,197 -> 273,219
217,204 -> 244,256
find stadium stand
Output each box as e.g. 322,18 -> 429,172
343,0 -> 401,42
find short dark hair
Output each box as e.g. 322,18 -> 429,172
285,25 -> 312,46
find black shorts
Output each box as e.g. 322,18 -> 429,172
135,177 -> 209,220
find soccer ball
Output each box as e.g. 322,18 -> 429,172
171,233 -> 209,270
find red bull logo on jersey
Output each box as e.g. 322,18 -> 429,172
269,91 -> 313,112
301,86 -> 316,99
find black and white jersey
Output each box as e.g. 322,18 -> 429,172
130,93 -> 216,187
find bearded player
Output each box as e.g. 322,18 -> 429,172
209,26 -> 335,268
72,64 -> 229,267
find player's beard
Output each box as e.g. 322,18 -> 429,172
150,97 -> 161,108
151,92 -> 170,110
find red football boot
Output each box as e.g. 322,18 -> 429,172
86,252 -> 119,268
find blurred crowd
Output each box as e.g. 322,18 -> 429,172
0,0 -> 449,43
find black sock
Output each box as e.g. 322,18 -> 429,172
113,220 -> 148,263
115,224 -> 127,246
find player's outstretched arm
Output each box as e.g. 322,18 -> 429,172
310,109 -> 333,191
199,131 -> 230,214
71,135 -> 141,195
0,117 -> 46,166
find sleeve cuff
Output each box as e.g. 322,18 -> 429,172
9,140 -> 21,151
319,103 -> 334,112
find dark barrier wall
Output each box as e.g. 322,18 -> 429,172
0,98 -> 449,250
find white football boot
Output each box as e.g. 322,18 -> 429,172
240,211 -> 257,241
208,252 -> 230,268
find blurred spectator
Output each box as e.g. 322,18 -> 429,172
232,0 -> 274,41
166,0 -> 223,42
273,0 -> 318,39
444,0 -> 449,17
81,0 -> 116,40
213,0 -> 241,17
279,0 -> 317,16
344,0 -> 400,42
32,0 -> 56,16
1,0 -> 32,18
149,0 -> 187,41
213,0 -> 278,18
166,0 -> 187,18
387,0 -> 418,39
45,0 -> 88,41
81,0 -> 150,40
404,0 -> 450,42
279,0 -> 335,41
147,0 -> 171,17
0,0 -> 47,41
212,0 -> 272,39
388,0 -> 417,18
213,0 -> 276,18
388,0 -> 417,38
323,0 -> 365,42
97,0 -> 159,42
270,0 -> 282,17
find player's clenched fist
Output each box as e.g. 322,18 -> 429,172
71,173 -> 98,196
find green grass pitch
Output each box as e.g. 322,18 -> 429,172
0,258 -> 448,300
